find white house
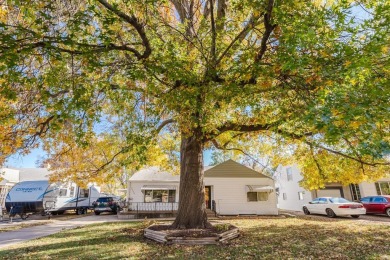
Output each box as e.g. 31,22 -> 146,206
127,160 -> 278,215
274,164 -> 390,211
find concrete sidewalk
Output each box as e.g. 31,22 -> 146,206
0,214 -> 162,250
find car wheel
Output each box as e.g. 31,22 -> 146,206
303,207 -> 310,215
326,208 -> 336,218
94,211 -> 100,215
386,208 -> 390,217
351,215 -> 360,218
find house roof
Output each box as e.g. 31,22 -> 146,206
129,167 -> 180,182
130,160 -> 271,182
204,160 -> 272,179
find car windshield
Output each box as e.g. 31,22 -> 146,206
97,197 -> 111,202
329,197 -> 350,203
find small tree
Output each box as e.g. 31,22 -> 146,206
0,0 -> 389,229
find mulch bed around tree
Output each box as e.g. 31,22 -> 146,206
148,223 -> 235,238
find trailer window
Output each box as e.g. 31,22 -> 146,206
69,187 -> 75,197
79,188 -> 89,198
59,189 -> 67,197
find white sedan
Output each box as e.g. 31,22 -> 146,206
303,197 -> 366,218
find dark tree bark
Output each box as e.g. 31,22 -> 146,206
171,133 -> 209,229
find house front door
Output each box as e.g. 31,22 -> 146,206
205,186 -> 211,209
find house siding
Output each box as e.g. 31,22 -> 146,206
274,165 -> 313,211
205,177 -> 278,215
359,177 -> 390,197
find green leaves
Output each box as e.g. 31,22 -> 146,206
0,0 -> 388,185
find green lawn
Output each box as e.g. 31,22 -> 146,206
0,217 -> 389,259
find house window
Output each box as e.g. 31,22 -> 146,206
298,192 -> 304,200
349,184 -> 361,201
144,190 -> 176,203
247,192 -> 269,202
247,192 -> 258,202
59,189 -> 67,197
79,188 -> 89,198
375,182 -> 390,195
283,193 -> 287,200
287,168 -> 293,181
258,192 -> 269,201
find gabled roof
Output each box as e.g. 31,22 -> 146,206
130,160 -> 271,182
204,160 -> 271,179
129,167 -> 180,182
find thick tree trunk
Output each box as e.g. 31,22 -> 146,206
171,134 -> 209,229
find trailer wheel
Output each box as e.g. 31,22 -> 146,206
20,214 -> 28,220
76,208 -> 85,215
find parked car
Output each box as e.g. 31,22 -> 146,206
303,197 -> 366,218
93,196 -> 121,215
360,195 -> 390,217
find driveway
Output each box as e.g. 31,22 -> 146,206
0,214 -> 130,249
281,210 -> 390,224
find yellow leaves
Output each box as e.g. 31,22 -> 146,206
381,46 -> 389,54
350,78 -> 357,86
0,7 -> 7,23
349,121 -> 361,129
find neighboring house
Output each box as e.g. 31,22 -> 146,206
127,160 -> 278,215
274,164 -> 390,211
0,168 -> 50,209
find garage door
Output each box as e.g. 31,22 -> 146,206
317,189 -> 342,198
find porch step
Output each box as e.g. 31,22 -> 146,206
206,209 -> 217,217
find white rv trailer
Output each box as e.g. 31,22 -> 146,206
5,180 -> 101,215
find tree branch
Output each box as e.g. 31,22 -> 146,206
216,14 -> 263,65
210,0 -> 217,66
155,119 -> 176,134
254,0 -> 277,63
211,139 -> 269,172
216,0 -> 227,31
97,0 -> 151,59
306,141 -> 390,167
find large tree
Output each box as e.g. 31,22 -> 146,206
0,0 -> 389,228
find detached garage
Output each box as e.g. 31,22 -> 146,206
316,188 -> 343,198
